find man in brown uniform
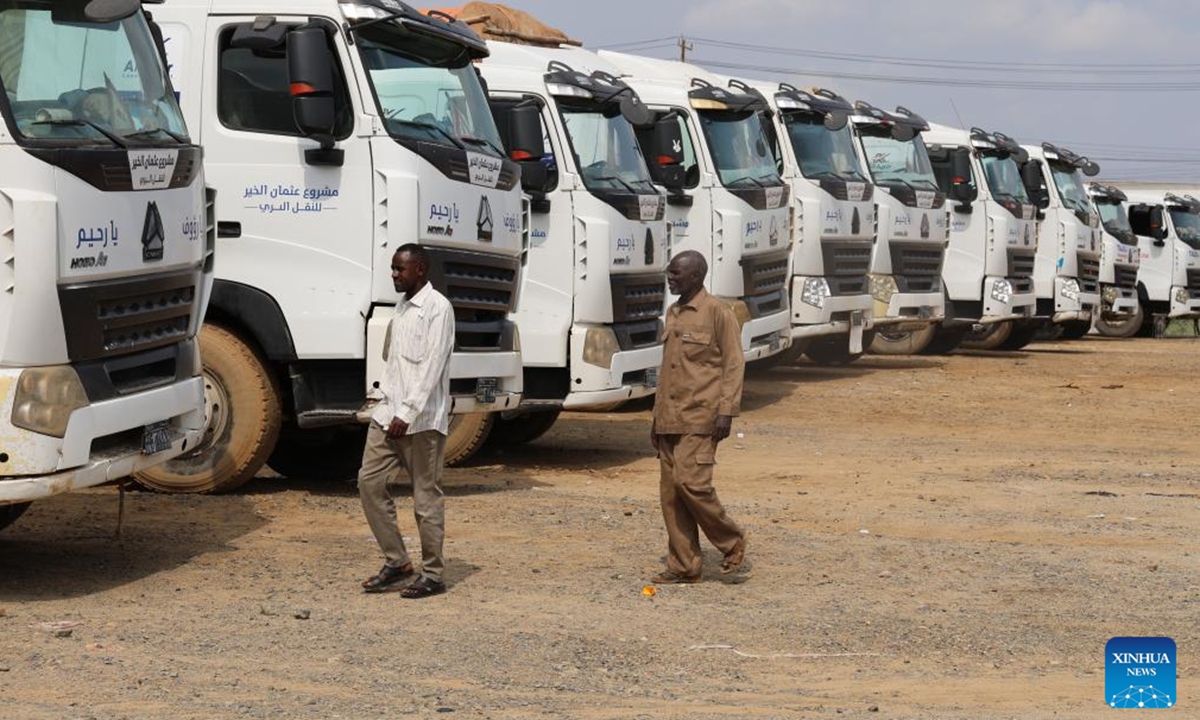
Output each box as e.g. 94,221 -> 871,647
650,250 -> 748,584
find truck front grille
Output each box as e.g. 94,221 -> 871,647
740,250 -> 790,297
890,242 -> 944,293
1008,249 -> 1036,279
1114,265 -> 1139,290
821,240 -> 873,276
58,270 -> 201,361
611,273 -> 665,323
1079,254 -> 1101,294
1188,269 -> 1200,290
426,247 -> 519,320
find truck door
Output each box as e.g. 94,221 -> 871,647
201,16 -> 374,359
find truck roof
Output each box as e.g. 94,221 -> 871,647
596,50 -> 725,101
483,41 -> 624,84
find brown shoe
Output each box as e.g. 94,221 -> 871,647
650,570 -> 701,584
721,538 -> 747,574
362,563 -> 414,593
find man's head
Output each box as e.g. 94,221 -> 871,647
666,250 -> 708,299
392,243 -> 431,296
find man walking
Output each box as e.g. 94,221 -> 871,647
650,250 -> 748,584
358,243 -> 455,599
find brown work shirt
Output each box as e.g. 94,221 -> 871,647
652,287 -> 745,435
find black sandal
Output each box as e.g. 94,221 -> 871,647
362,563 -> 414,593
400,576 -> 446,599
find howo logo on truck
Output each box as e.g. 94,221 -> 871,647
476,197 -> 493,242
644,229 -> 655,265
920,213 -> 930,239
851,207 -> 861,235
142,202 -> 165,261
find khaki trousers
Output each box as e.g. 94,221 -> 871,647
657,434 -> 744,577
357,424 -> 447,581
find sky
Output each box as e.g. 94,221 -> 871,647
501,0 -> 1200,182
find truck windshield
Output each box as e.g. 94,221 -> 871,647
980,154 -> 1029,203
559,103 -> 656,194
1049,162 -> 1091,214
1169,209 -> 1200,248
355,23 -> 503,156
1097,201 -> 1136,245
858,131 -> 939,192
782,114 -> 867,182
697,110 -> 783,188
0,3 -> 187,145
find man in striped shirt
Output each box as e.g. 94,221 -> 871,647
358,243 -> 456,599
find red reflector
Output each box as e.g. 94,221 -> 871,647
290,82 -> 318,96
510,150 -> 533,161
657,155 -> 677,166
952,177 -> 966,184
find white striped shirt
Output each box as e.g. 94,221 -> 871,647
371,282 -> 456,435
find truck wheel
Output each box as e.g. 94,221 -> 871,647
444,412 -> 494,466
747,343 -> 803,371
1058,319 -> 1092,340
0,502 -> 31,532
961,321 -> 1013,351
998,321 -> 1043,351
268,426 -> 367,481
488,410 -> 562,449
870,324 -> 937,355
804,331 -> 875,365
1095,301 -> 1144,338
919,324 -> 969,355
133,325 -> 282,494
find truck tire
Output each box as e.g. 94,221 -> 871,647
1058,319 -> 1092,340
920,324 -> 969,355
804,331 -> 875,365
961,321 -> 1013,351
444,412 -> 494,466
268,426 -> 367,481
0,502 -> 31,532
747,343 -> 802,372
869,324 -> 937,355
1095,301 -> 1144,338
133,324 -> 282,494
997,321 -> 1043,351
488,410 -> 562,449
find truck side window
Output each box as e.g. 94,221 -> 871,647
635,109 -> 699,189
216,25 -> 353,138
489,97 -> 557,192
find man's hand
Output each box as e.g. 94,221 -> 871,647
387,417 -> 410,439
712,415 -> 733,443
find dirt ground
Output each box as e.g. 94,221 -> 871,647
1,336 -> 1197,720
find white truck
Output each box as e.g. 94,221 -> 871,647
0,0 -> 212,530
1019,142 -> 1102,341
1118,190 -> 1200,335
920,125 -> 1039,352
148,0 -> 534,491
479,43 -> 667,441
1087,184 -> 1142,337
747,83 -> 876,363
848,102 -> 948,356
598,52 -> 793,365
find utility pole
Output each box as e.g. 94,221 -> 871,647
678,36 -> 693,62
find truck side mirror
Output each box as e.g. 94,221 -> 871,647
53,0 -> 140,23
1021,161 -> 1048,209
1149,206 -> 1169,244
286,27 -> 343,166
506,102 -> 554,196
652,115 -> 686,192
949,148 -> 977,208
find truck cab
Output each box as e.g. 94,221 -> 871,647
850,102 -> 948,355
1087,184 -> 1142,337
922,125 -> 1039,351
1020,143 -> 1103,340
0,0 -> 211,528
149,0 -> 526,490
480,43 -> 667,437
598,52 -> 792,364
749,83 -> 875,364
1123,190 -> 1200,335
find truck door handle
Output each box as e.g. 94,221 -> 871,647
217,221 -> 241,238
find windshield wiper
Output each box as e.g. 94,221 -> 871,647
727,175 -> 766,188
910,178 -> 941,193
387,118 -> 465,150
591,175 -> 638,193
460,135 -> 505,157
125,126 -> 188,144
29,118 -> 127,148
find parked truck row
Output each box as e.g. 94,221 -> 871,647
3,0 -> 1197,524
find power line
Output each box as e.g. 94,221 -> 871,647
592,35 -> 680,50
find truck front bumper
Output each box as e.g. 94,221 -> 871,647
743,310 -> 792,362
872,289 -> 945,331
562,327 -> 663,410
449,350 -> 523,414
1168,286 -> 1200,318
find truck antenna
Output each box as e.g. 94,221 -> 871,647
949,96 -> 966,130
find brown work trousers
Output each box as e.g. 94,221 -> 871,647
357,424 -> 447,581
656,433 -> 744,578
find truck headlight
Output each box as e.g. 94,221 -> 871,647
11,366 -> 89,438
990,279 -> 1014,305
717,298 -> 752,328
1060,278 -> 1080,301
1102,285 -> 1119,304
869,273 -> 898,303
801,278 -> 831,309
582,327 -> 620,369
1175,287 -> 1192,305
